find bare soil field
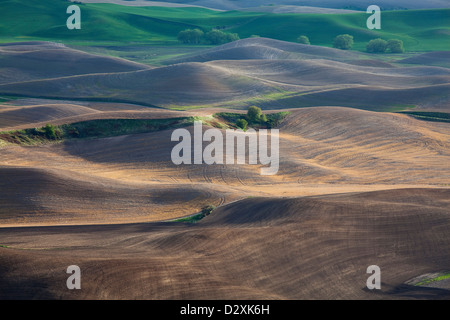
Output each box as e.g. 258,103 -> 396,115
0,42 -> 151,85
1,107 -> 449,226
1,39 -> 448,109
0,188 -> 449,299
398,51 -> 450,68
0,39 -> 449,300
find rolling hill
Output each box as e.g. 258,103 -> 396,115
0,42 -> 151,85
0,187 -> 449,299
398,51 -> 450,68
0,101 -> 449,299
0,0 -> 449,301
1,39 -> 448,110
1,106 -> 449,226
130,0 -> 450,10
166,37 -> 363,63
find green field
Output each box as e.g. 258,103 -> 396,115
1,0 -> 449,52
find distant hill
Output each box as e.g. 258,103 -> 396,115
0,42 -> 151,85
166,37 -> 363,64
398,51 -> 450,68
1,39 -> 448,110
1,1 -> 449,52
107,0 -> 450,10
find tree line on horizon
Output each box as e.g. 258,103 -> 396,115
297,34 -> 405,53
178,28 -> 405,53
177,28 -> 240,45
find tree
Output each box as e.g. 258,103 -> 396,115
206,29 -> 239,45
236,119 -> 248,131
177,28 -> 204,44
178,28 -> 239,45
387,39 -> 405,53
333,34 -> 354,50
205,30 -> 223,44
366,38 -> 388,53
247,106 -> 263,123
297,35 -> 310,45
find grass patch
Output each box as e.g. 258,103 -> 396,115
0,117 -> 202,145
0,124 -> 63,145
415,273 -> 450,286
171,204 -> 216,223
398,111 -> 450,123
0,95 -> 21,104
384,104 -> 417,112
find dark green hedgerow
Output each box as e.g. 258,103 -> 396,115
214,107 -> 290,131
0,117 -> 197,145
398,111 -> 450,123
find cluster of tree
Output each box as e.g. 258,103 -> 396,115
366,38 -> 404,53
177,28 -> 240,45
332,34 -> 404,53
215,107 -> 289,132
236,106 -> 268,131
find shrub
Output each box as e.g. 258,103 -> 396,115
201,205 -> 216,217
260,113 -> 267,123
387,39 -> 405,53
366,38 -> 388,53
333,34 -> 354,50
236,118 -> 248,131
297,35 -> 310,45
43,124 -> 60,140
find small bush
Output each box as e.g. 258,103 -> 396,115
201,205 -> 216,217
260,113 -> 267,123
236,118 -> 248,131
43,124 -> 61,140
297,35 -> 310,45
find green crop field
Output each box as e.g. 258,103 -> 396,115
1,0 -> 449,52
